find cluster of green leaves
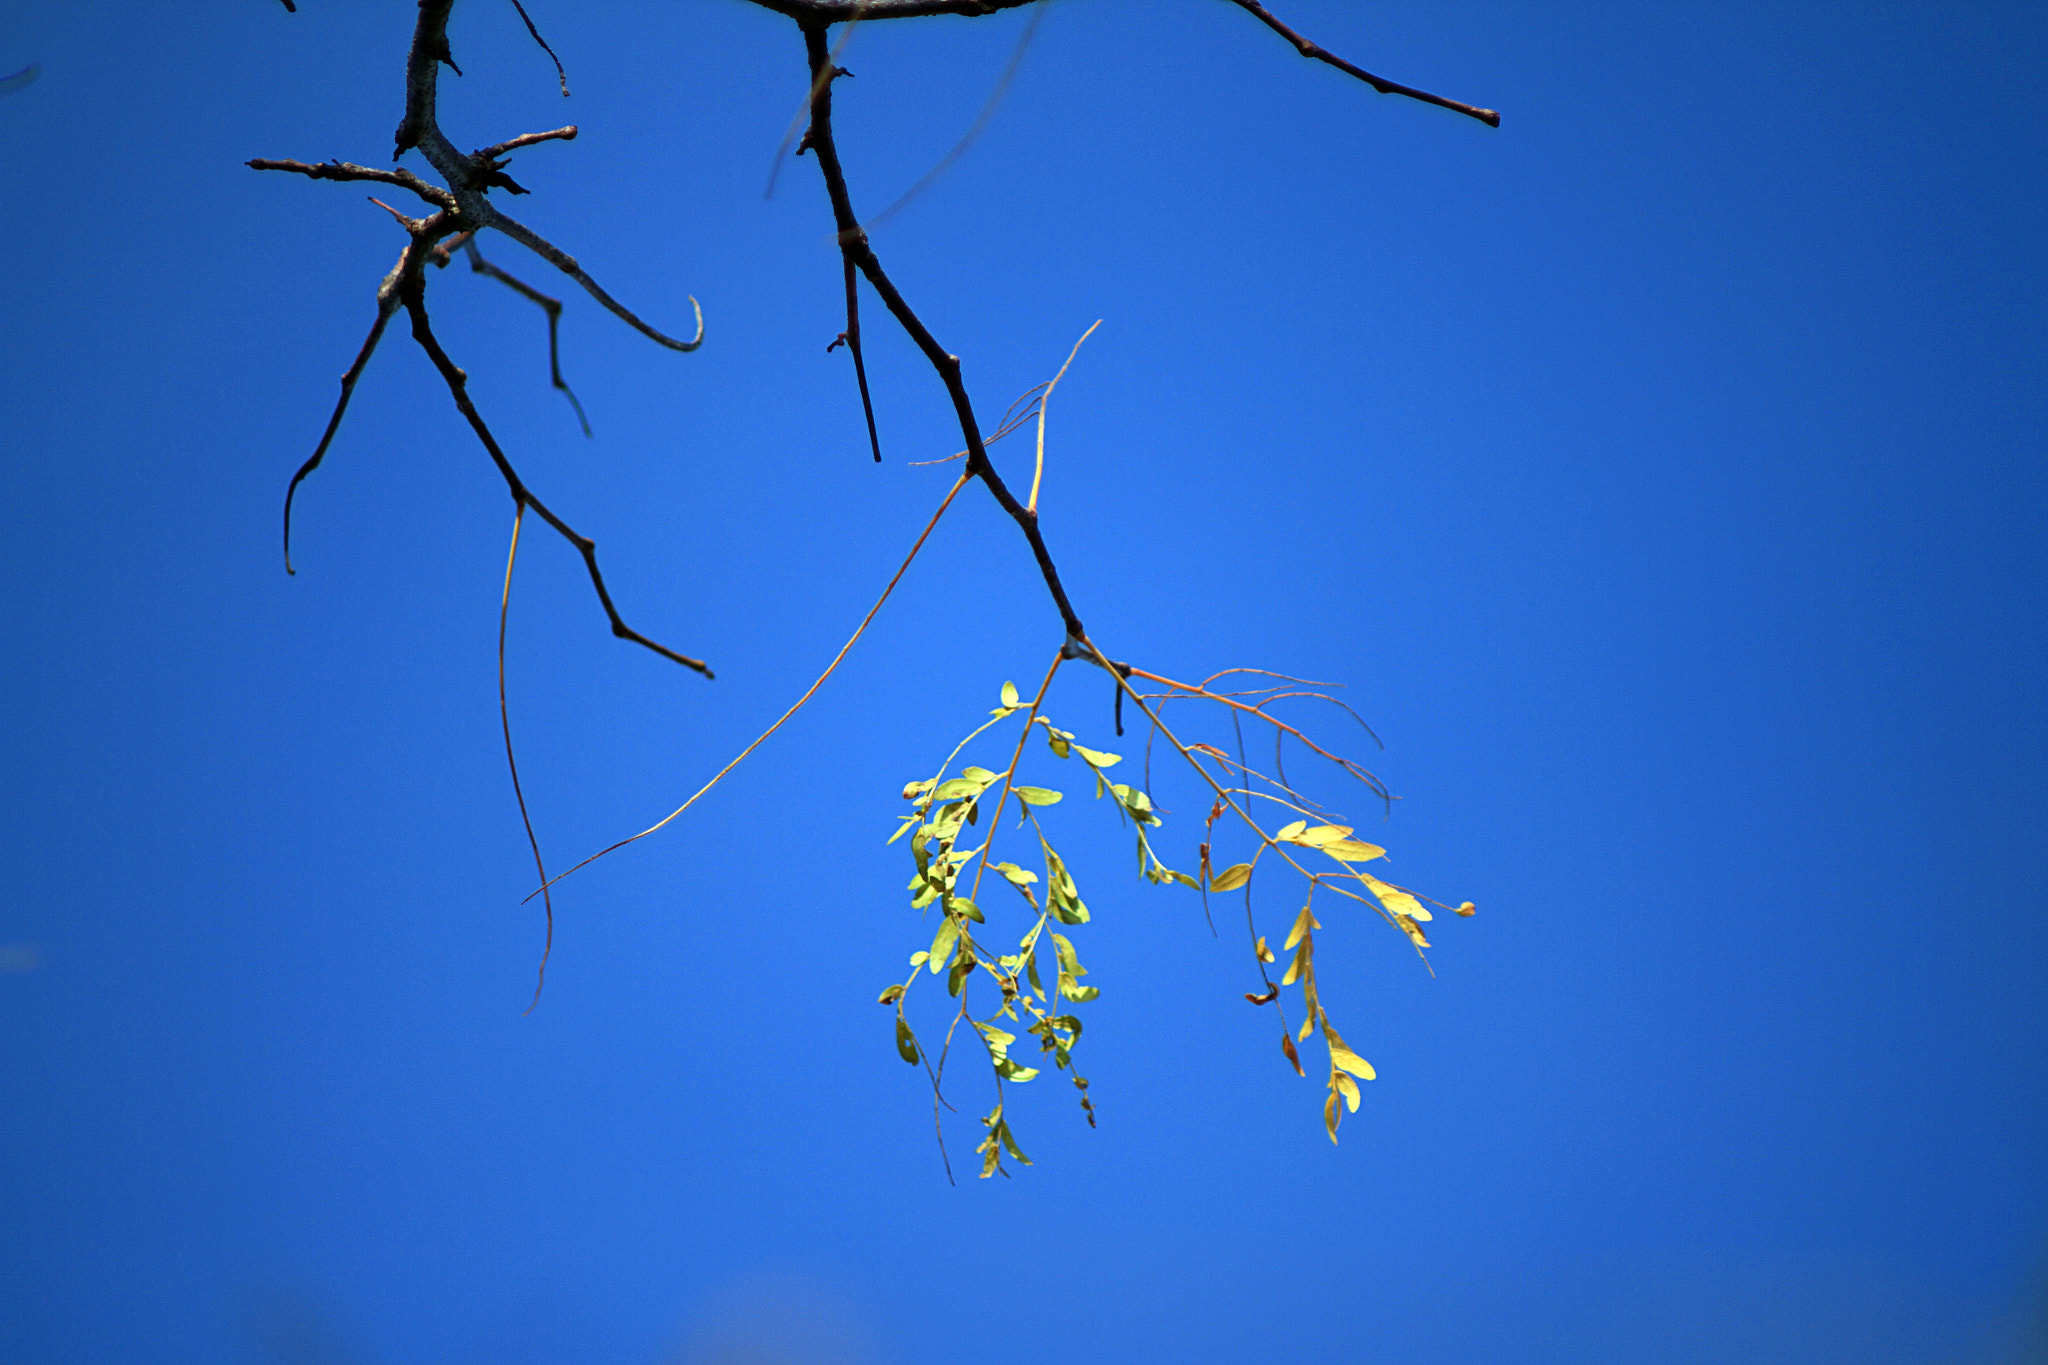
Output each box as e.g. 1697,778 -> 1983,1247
880,675 -> 1473,1173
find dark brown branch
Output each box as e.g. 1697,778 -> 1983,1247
508,0 -> 572,97
401,282 -> 713,677
487,209 -> 704,351
433,231 -> 593,436
247,158 -> 456,210
1222,0 -> 1500,127
826,257 -> 883,461
474,125 -> 578,163
283,249 -> 412,574
800,24 -> 1085,641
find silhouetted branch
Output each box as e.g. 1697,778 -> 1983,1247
507,0 -> 572,97
474,124 -> 578,162
247,158 -> 455,209
487,209 -> 704,351
800,23 -> 1087,641
402,286 -> 713,676
1222,0 -> 1500,127
432,230 -> 592,436
281,249 -> 410,574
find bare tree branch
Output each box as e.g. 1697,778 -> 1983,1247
247,158 -> 456,210
1222,0 -> 1500,127
487,209 -> 704,351
402,284 -> 713,676
282,249 -> 411,574
474,124 -> 578,162
432,230 -> 592,436
800,23 -> 1087,641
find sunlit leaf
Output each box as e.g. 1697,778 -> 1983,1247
1051,932 -> 1084,977
995,862 -> 1039,885
1169,870 -> 1201,890
1395,914 -> 1432,948
909,951 -> 929,966
999,1119 -> 1032,1165
994,1057 -> 1040,1082
1001,681 -> 1020,708
1255,935 -> 1275,964
1335,1072 -> 1362,1112
1275,820 -> 1308,842
1320,839 -> 1387,864
953,897 -> 985,923
1073,745 -> 1120,768
1013,786 -> 1063,807
1455,901 -> 1477,917
1362,873 -> 1431,921
1291,824 -> 1352,847
1281,939 -> 1310,986
1283,905 -> 1320,951
929,917 -> 959,973
1323,1020 -> 1376,1081
1058,978 -> 1100,1004
1210,863 -> 1253,892
1324,1092 -> 1340,1144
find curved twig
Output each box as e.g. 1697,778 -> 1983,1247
496,503 -> 555,1014
487,208 -> 705,351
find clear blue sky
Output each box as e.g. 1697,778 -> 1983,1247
2,3 -> 2043,1362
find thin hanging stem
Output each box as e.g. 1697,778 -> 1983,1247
497,501 -> 554,1013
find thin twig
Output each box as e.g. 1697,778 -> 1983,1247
497,503 -> 555,1014
507,0 -> 572,97
474,125 -> 578,162
488,209 -> 704,351
248,158 -> 457,210
282,263 -> 406,573
439,233 -> 593,436
528,471 -> 974,901
1028,319 -> 1099,515
402,287 -> 713,675
1222,0 -> 1499,126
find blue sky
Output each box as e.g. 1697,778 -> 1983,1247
1,2 -> 2043,1362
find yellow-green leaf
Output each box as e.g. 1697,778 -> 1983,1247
1283,905 -> 1320,951
929,918 -> 959,973
1001,681 -> 1020,708
1210,862 -> 1253,893
877,983 -> 905,1005
1320,839 -> 1387,864
1275,820 -> 1308,842
1335,1071 -> 1361,1112
1323,1020 -> 1377,1080
896,1017 -> 920,1065
1013,786 -> 1063,807
1292,824 -> 1353,847
1363,873 -> 1431,921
